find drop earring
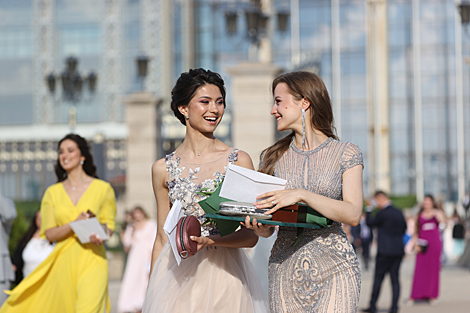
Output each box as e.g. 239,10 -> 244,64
80,160 -> 84,165
301,108 -> 306,148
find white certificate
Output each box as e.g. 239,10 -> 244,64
220,163 -> 287,203
163,200 -> 184,266
69,217 -> 109,244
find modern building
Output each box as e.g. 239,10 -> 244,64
0,0 -> 469,215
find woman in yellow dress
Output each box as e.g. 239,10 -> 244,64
0,134 -> 116,313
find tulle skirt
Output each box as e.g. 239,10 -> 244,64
143,243 -> 269,313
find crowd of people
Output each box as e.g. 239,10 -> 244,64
0,68 -> 468,313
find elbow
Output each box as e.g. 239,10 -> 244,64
44,231 -> 54,244
349,218 -> 360,227
349,211 -> 362,227
246,235 -> 259,248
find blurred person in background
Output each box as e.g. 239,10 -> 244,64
359,210 -> 373,271
11,210 -> 55,285
117,206 -> 156,313
0,191 -> 16,306
451,209 -> 465,261
0,134 -> 116,313
120,210 -> 133,247
458,192 -> 470,267
362,191 -> 407,313
408,194 -> 445,306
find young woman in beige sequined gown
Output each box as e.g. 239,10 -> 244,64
143,69 -> 269,313
244,71 -> 364,312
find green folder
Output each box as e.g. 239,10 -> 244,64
198,184 -> 239,236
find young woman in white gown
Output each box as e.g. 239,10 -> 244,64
143,68 -> 269,313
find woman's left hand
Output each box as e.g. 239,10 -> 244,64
190,235 -> 215,252
254,189 -> 306,215
89,233 -> 104,245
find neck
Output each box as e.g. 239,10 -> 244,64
293,126 -> 328,151
66,168 -> 89,185
380,200 -> 391,209
181,128 -> 217,157
33,229 -> 40,238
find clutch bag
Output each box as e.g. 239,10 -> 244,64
417,238 -> 428,253
175,215 -> 201,259
219,202 -> 272,220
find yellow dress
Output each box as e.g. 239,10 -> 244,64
0,179 -> 116,313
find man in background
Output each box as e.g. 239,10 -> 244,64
362,190 -> 407,313
0,191 -> 17,305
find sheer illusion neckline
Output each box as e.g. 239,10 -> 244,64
174,147 -> 233,165
290,137 -> 333,155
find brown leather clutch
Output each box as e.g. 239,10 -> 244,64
175,215 -> 201,259
271,204 -> 308,223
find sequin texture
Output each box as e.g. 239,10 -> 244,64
267,138 -> 363,312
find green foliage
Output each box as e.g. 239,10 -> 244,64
8,201 -> 41,256
390,194 -> 417,210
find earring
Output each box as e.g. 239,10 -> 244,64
80,160 -> 84,165
185,115 -> 189,119
301,108 -> 306,148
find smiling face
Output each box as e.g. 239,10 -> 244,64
58,139 -> 84,173
179,84 -> 225,133
271,82 -> 306,132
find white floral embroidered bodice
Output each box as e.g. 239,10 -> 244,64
166,147 -> 239,236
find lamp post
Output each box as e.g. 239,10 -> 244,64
45,56 -> 97,132
459,2 -> 470,26
223,0 -> 289,62
136,55 -> 149,91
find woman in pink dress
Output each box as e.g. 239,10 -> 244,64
409,194 -> 446,305
118,206 -> 157,313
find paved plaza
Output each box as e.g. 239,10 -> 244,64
108,249 -> 470,313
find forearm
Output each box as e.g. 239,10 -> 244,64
207,227 -> 258,248
299,189 -> 362,226
45,224 -> 74,242
150,232 -> 167,275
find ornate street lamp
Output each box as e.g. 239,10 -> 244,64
223,2 -> 289,46
45,56 -> 97,131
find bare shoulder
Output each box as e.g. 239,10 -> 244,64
152,158 -> 167,182
234,149 -> 254,170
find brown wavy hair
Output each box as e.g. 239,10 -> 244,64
259,71 -> 338,175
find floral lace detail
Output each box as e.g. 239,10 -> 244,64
166,149 -> 239,236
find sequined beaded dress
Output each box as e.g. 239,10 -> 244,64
268,138 -> 363,312
143,148 -> 269,313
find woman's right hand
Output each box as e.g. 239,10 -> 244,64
74,212 -> 88,222
241,216 -> 274,238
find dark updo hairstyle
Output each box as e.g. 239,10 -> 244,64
170,68 -> 226,125
55,134 -> 98,182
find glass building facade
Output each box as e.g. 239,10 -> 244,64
0,0 -> 469,202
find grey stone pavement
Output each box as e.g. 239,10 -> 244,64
107,251 -> 470,313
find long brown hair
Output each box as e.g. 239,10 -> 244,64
259,71 -> 338,175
